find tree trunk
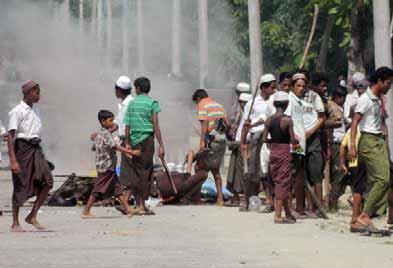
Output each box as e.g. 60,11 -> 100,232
316,15 -> 335,72
172,0 -> 181,77
79,0 -> 83,34
198,0 -> 208,88
137,0 -> 145,74
97,0 -> 103,48
91,0 -> 97,38
373,0 -> 393,160
347,0 -> 366,81
248,0 -> 263,93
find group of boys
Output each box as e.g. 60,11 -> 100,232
224,68 -> 393,231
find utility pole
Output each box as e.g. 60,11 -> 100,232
373,0 -> 393,159
137,0 -> 145,74
248,0 -> 263,93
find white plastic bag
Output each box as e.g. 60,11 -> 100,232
260,143 -> 270,175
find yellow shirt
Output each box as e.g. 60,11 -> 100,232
340,128 -> 361,168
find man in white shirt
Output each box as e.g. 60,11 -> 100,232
226,92 -> 251,206
0,120 -> 6,162
240,74 -> 276,211
285,73 -> 307,217
7,80 -> 54,232
114,76 -> 134,139
343,74 -> 369,124
349,66 -> 393,230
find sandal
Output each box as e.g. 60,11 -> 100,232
259,205 -> 274,213
274,218 -> 296,224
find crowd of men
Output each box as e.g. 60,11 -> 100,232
2,67 -> 393,234
200,68 -> 393,232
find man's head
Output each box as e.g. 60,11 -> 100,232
311,72 -> 328,96
291,73 -> 307,97
134,77 -> 151,95
332,85 -> 347,107
273,91 -> 289,111
115,76 -> 132,99
353,79 -> 369,96
236,82 -> 250,96
238,93 -> 252,110
259,74 -> 276,98
22,80 -> 40,104
279,72 -> 291,93
369,66 -> 393,95
192,89 -> 208,104
98,110 -> 115,129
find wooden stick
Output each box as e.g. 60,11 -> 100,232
160,158 -> 178,195
299,4 -> 319,69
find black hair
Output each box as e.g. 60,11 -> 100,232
260,81 -> 274,89
332,85 -> 347,98
98,110 -> 114,124
369,66 -> 393,84
115,85 -> 131,96
279,72 -> 292,83
273,100 -> 289,110
311,72 -> 328,86
192,89 -> 208,101
134,77 -> 151,93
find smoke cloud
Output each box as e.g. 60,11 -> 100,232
0,0 -> 244,174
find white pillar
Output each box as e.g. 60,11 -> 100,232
122,0 -> 129,72
172,0 -> 181,77
198,0 -> 208,88
106,0 -> 112,70
97,0 -> 103,46
248,0 -> 263,93
373,0 -> 393,160
137,0 -> 145,74
79,0 -> 83,33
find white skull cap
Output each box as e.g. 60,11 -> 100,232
239,93 -> 252,102
274,91 -> 289,102
115,76 -> 132,90
260,74 -> 276,85
236,82 -> 250,92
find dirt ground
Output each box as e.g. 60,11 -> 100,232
1,171 -> 392,268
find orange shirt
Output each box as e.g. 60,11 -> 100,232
197,97 -> 226,132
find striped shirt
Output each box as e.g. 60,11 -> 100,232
197,97 -> 226,133
123,94 -> 161,146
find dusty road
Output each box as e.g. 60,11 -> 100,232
1,172 -> 392,268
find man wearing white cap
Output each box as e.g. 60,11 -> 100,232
229,82 -> 251,124
226,92 -> 252,206
343,72 -> 369,124
240,74 -> 276,211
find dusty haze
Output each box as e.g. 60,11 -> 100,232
0,0 -> 244,174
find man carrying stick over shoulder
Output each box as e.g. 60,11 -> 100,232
7,80 -> 53,232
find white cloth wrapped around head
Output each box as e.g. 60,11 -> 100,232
259,74 -> 276,85
115,76 -> 132,90
274,91 -> 289,102
239,93 -> 252,102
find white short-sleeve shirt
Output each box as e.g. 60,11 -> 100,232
8,101 -> 42,139
355,88 -> 383,134
115,94 -> 134,137
302,89 -> 325,131
285,92 -> 306,155
343,90 -> 359,124
242,95 -> 269,134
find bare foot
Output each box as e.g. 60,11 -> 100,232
25,217 -> 46,230
216,200 -> 224,206
81,212 -> 96,219
11,224 -> 25,232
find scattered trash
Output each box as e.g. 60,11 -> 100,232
201,178 -> 233,201
145,197 -> 161,208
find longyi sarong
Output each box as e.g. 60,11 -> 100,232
12,139 -> 53,207
269,143 -> 292,200
122,136 -> 154,200
91,170 -> 122,198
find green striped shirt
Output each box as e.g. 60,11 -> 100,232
123,94 -> 161,146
